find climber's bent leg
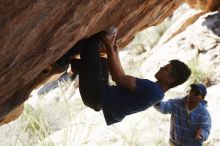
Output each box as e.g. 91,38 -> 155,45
100,57 -> 109,86
79,32 -> 105,111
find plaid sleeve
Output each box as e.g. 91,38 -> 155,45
154,99 -> 176,114
199,111 -> 212,142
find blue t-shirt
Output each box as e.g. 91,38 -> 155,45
101,78 -> 164,125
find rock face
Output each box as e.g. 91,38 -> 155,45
185,0 -> 220,11
140,9 -> 220,86
0,0 -> 219,125
0,0 -> 184,124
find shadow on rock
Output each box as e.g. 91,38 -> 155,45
202,12 -> 220,37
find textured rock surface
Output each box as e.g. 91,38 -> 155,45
185,0 -> 220,11
0,0 -> 184,124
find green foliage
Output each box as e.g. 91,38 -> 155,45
21,104 -> 52,145
187,58 -> 213,86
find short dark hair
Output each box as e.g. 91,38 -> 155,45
169,60 -> 191,88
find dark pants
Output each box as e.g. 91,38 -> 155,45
77,32 -> 108,111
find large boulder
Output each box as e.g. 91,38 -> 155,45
0,0 -> 219,125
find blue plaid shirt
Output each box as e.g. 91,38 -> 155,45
154,97 -> 211,146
